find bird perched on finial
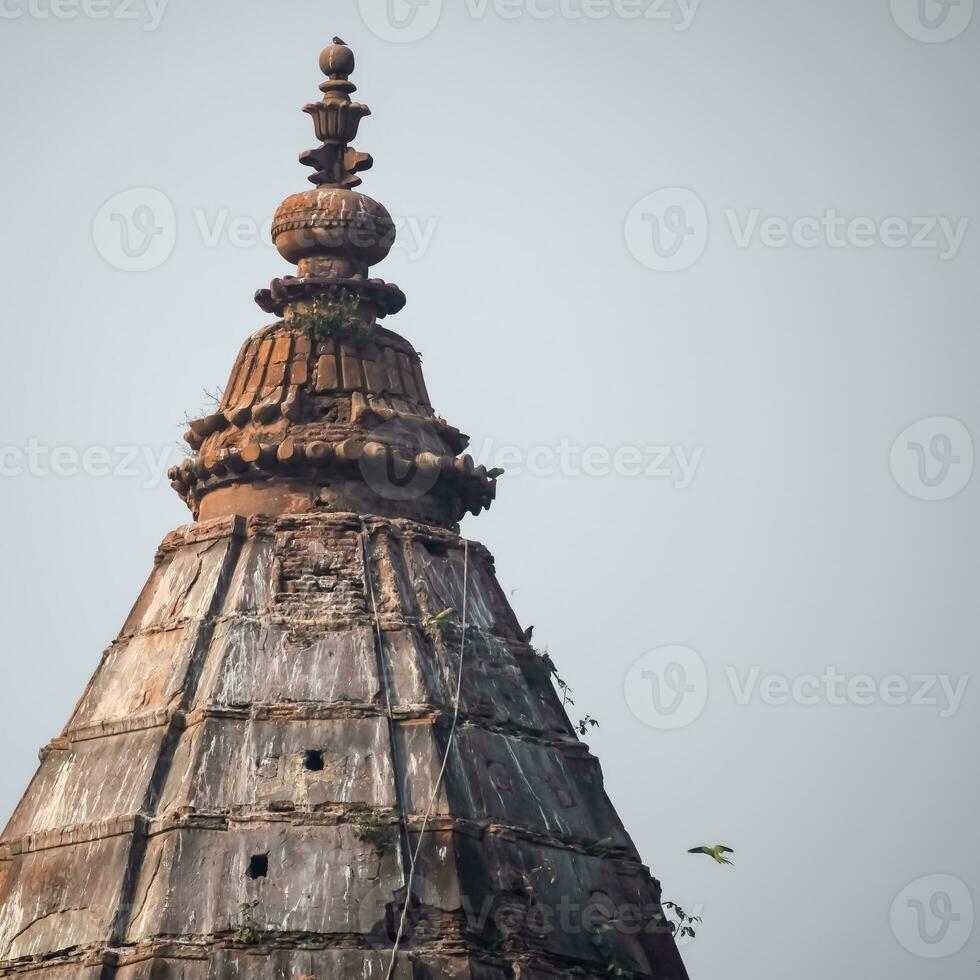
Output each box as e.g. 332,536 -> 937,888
319,37 -> 356,81
688,844 -> 735,865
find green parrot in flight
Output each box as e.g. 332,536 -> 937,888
688,845 -> 735,865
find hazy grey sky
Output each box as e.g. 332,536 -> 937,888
1,2 -> 978,977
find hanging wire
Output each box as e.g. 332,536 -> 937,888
384,537 -> 470,979
362,522 -> 398,725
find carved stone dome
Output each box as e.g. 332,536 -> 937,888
272,187 -> 395,274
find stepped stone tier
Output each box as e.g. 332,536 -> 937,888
0,40 -> 690,980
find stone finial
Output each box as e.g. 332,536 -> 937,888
255,40 -> 403,321
299,38 -> 374,188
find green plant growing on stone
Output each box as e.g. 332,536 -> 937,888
235,900 -> 262,945
290,291 -> 367,347
349,806 -> 393,850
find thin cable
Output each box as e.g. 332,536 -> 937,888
361,522 -> 397,725
386,538 -> 469,979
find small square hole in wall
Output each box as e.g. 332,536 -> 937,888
304,750 -> 325,772
247,854 -> 269,879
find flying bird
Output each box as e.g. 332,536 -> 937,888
688,845 -> 734,865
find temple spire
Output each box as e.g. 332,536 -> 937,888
0,39 -> 690,980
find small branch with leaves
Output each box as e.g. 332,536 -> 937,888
535,650 -> 603,739
537,650 -> 575,707
663,901 -> 702,942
